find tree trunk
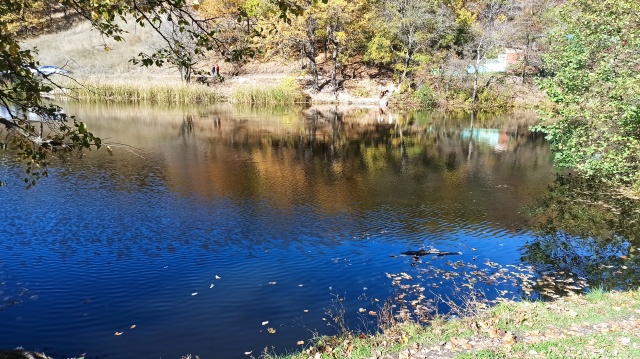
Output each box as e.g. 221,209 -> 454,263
305,17 -> 319,90
521,33 -> 531,83
472,65 -> 479,108
331,42 -> 339,90
472,44 -> 481,108
400,50 -> 411,86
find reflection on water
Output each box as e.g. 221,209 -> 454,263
0,103 -> 557,358
525,174 -> 640,294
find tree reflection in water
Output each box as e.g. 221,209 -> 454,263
525,174 -> 640,294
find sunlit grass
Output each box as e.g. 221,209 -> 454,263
56,78 -> 223,104
230,78 -> 307,105
264,289 -> 640,359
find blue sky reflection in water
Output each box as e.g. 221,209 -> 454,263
0,104 -> 554,358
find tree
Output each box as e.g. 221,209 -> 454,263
255,0 -> 323,90
509,0 -> 555,82
536,0 -> 640,187
320,0 -> 372,90
156,14 -> 209,83
199,0 -> 267,74
369,0 -> 454,86
463,0 -> 513,107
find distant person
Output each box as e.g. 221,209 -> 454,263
215,64 -> 220,76
212,65 -> 217,77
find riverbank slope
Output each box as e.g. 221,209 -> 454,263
264,289 -> 640,359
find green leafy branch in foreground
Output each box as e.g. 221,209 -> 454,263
534,0 -> 640,188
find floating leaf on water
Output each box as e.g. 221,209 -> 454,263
358,308 -> 366,313
268,282 -> 277,285
303,309 -> 309,313
298,284 -> 303,287
244,351 -> 252,355
192,292 -> 198,296
130,325 -> 136,329
267,327 -> 276,334
262,321 -> 269,325
114,332 -> 123,336
215,275 -> 221,279
297,340 -> 305,345
210,284 -> 215,288
368,311 -> 377,316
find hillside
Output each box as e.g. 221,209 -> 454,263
22,17 -> 547,108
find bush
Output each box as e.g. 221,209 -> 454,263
413,84 -> 436,109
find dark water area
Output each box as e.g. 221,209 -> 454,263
0,103 -> 633,358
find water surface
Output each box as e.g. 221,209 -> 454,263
0,103 -> 555,358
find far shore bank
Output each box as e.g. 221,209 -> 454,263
50,64 -> 548,112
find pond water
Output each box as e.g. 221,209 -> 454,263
0,102 -> 595,358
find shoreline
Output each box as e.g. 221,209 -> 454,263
4,289 -> 639,359
52,65 -> 548,111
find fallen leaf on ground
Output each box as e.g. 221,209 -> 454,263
501,332 -> 516,345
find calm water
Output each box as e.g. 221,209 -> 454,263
0,103 -> 555,358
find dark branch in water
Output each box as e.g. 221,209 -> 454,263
401,249 -> 462,257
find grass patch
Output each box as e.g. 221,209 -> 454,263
263,290 -> 640,359
58,78 -> 223,104
231,77 -> 307,105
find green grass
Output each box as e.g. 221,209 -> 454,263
263,290 -> 640,359
230,78 -> 307,105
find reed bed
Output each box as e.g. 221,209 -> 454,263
230,78 -> 307,105
59,78 -> 224,104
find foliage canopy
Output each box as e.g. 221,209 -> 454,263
536,0 -> 640,187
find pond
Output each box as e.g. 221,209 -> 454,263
0,103 -> 632,358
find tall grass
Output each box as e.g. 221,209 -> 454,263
231,77 -> 307,105
57,78 -> 224,104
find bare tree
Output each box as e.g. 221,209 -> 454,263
378,0 -> 453,86
510,0 -> 557,82
465,0 -> 514,106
